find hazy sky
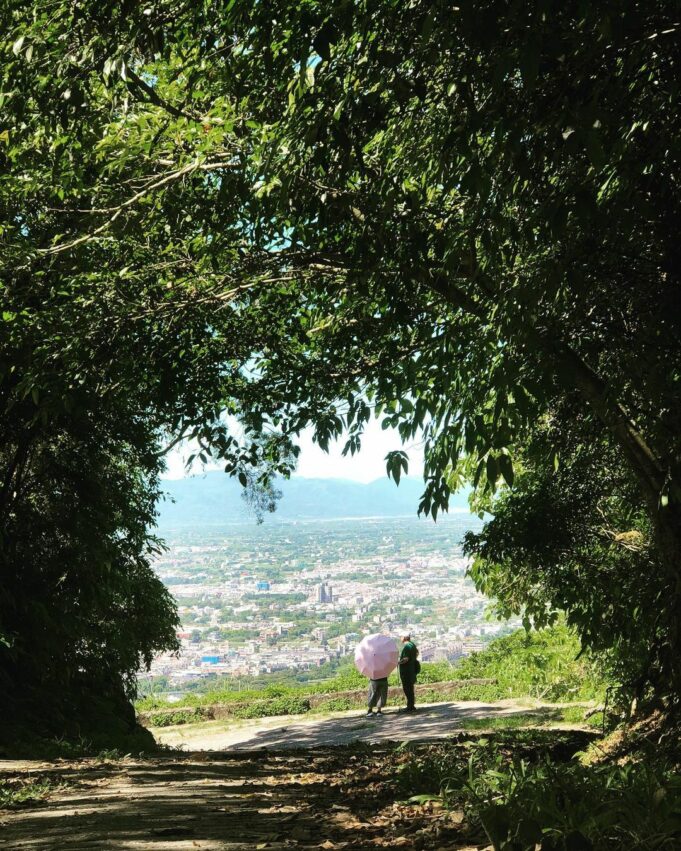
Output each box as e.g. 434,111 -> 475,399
162,417 -> 425,482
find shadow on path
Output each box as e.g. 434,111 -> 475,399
0,748 -> 468,850
0,707 -> 594,850
221,701 -> 566,750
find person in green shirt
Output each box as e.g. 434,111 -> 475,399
398,634 -> 419,712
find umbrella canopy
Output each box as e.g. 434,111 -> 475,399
354,633 -> 399,680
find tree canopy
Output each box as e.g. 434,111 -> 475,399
2,0 -> 681,730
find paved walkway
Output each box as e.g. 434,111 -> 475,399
152,699 -> 573,750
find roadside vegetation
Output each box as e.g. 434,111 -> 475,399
393,732 -> 681,850
451,624 -> 605,703
138,624 -> 606,726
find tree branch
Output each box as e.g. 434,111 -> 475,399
154,430 -> 194,458
38,158 -> 236,256
126,69 -> 200,122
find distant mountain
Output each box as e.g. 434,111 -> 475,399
156,472 -> 471,528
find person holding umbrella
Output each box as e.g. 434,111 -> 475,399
398,634 -> 419,712
354,633 -> 399,717
366,675 -> 389,717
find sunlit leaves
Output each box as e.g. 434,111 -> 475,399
2,1 -> 680,532
464,412 -> 671,705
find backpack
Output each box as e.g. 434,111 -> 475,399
414,659 -> 421,675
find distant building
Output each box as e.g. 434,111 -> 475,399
201,655 -> 221,665
316,583 -> 333,603
256,580 -> 270,591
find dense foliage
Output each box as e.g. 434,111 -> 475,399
2,0 -> 680,739
465,413 -> 667,712
0,377 -> 179,744
398,734 -> 681,850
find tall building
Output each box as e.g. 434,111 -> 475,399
316,582 -> 333,604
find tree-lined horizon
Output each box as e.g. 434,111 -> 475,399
1,0 -> 680,741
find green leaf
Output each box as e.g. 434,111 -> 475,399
486,453 -> 499,487
498,453 -> 514,487
407,794 -> 441,804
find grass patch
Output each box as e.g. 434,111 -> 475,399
450,623 -> 606,703
457,712 -> 561,731
0,777 -> 66,809
454,705 -> 599,732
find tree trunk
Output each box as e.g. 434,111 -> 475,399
552,342 -> 681,701
552,342 -> 681,571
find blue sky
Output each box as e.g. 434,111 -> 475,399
163,418 -> 425,482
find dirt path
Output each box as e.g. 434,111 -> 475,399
0,746 -> 480,850
0,703 -> 593,850
152,699 -> 579,751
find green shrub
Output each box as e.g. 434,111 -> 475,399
0,777 -> 66,807
230,696 -> 311,719
313,696 -> 357,713
464,758 -> 681,850
147,708 -> 205,727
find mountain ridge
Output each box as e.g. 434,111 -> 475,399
157,472 -> 471,528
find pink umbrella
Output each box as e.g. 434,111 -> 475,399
354,634 -> 399,680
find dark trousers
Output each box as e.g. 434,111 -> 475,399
401,679 -> 415,709
368,678 -> 388,710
